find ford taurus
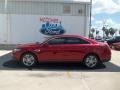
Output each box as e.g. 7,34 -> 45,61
12,35 -> 111,68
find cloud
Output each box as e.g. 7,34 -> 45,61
95,18 -> 120,29
92,0 -> 120,15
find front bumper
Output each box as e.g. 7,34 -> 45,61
11,51 -> 21,61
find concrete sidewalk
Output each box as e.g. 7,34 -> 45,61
0,50 -> 120,90
0,71 -> 120,90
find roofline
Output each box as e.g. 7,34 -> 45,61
52,35 -> 85,38
51,35 -> 97,44
7,0 -> 91,4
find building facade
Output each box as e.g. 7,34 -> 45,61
0,0 -> 91,44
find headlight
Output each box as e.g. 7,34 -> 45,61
13,48 -> 21,52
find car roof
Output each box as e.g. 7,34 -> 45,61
52,35 -> 84,38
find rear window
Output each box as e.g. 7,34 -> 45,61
66,37 -> 90,44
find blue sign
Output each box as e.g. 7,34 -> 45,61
40,21 -> 65,36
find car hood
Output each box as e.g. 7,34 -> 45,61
17,42 -> 42,48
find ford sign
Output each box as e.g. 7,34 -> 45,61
40,21 -> 65,36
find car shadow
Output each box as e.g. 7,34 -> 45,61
0,53 -> 120,72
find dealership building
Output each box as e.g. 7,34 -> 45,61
0,0 -> 91,44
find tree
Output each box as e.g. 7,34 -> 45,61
90,28 -> 95,38
102,26 -> 109,37
102,27 -> 106,32
102,27 -> 106,37
91,28 -> 95,34
105,29 -> 109,37
96,30 -> 99,35
109,27 -> 116,36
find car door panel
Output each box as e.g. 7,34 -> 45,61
59,44 -> 87,61
38,45 -> 62,61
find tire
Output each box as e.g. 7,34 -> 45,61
83,54 -> 99,69
21,53 -> 37,67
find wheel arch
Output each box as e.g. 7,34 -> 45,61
83,52 -> 101,62
20,51 -> 38,62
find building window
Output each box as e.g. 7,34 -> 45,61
63,5 -> 71,14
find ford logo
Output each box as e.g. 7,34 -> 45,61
40,22 -> 65,36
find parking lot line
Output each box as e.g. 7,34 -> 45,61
0,51 -> 11,57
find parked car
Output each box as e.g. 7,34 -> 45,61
95,36 -> 102,40
12,35 -> 111,68
106,36 -> 120,47
112,42 -> 120,50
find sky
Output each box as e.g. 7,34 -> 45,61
91,0 -> 120,35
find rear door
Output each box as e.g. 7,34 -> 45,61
60,37 -> 90,61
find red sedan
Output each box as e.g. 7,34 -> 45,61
12,35 -> 111,68
112,42 -> 120,50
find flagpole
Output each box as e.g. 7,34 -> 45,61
89,0 -> 92,38
5,0 -> 10,44
5,0 -> 8,12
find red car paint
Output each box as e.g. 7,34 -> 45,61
112,42 -> 120,50
12,35 -> 111,63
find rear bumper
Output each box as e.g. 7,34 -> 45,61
102,58 -> 111,62
101,55 -> 111,62
100,45 -> 111,62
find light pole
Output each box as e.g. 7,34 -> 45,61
5,0 -> 8,11
5,0 -> 10,44
89,0 -> 92,38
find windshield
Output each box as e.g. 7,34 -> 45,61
42,36 -> 53,43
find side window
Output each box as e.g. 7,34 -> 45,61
116,36 -> 120,41
66,37 -> 90,44
66,38 -> 80,44
79,38 -> 90,44
47,38 -> 65,45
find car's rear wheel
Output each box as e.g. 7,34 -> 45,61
21,53 -> 37,67
83,54 -> 99,69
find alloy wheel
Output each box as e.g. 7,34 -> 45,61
21,53 -> 36,67
84,55 -> 98,68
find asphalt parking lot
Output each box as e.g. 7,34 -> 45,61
0,50 -> 120,90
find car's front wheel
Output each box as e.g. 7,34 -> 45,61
21,53 -> 37,67
83,54 -> 99,69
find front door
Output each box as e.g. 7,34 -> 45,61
38,37 -> 66,62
